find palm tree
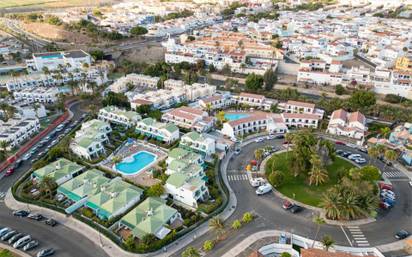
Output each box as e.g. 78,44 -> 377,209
308,154 -> 329,186
368,146 -> 379,164
209,217 -> 225,239
39,176 -> 57,199
205,103 -> 212,115
0,141 -> 9,161
254,148 -> 264,162
384,149 -> 397,165
320,188 -> 341,220
321,235 -> 335,251
181,246 -> 200,257
284,132 -> 294,151
380,127 -> 391,138
311,216 -> 325,248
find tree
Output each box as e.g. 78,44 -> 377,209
124,235 -> 135,251
102,92 -> 130,109
39,176 -> 58,199
349,166 -> 380,181
311,216 -> 325,247
231,219 -> 242,229
308,154 -> 329,186
268,170 -> 284,187
209,64 -> 216,72
181,246 -> 200,257
320,188 -> 341,220
270,103 -> 279,113
349,90 -> 376,110
242,212 -> 253,223
216,111 -> 226,123
221,64 -> 231,75
202,240 -> 214,252
130,26 -> 148,36
367,146 -> 380,164
146,183 -> 164,197
384,149 -> 397,164
254,148 -> 264,162
141,234 -> 156,245
245,73 -> 264,91
263,69 -> 277,91
380,127 -> 391,138
321,235 -> 335,251
90,49 -> 104,60
335,84 -> 346,95
209,217 -> 225,238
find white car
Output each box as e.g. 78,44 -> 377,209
13,235 -> 31,249
348,154 -> 361,160
249,177 -> 266,187
354,158 -> 366,164
255,138 -> 264,143
22,153 -> 32,161
256,183 -> 272,195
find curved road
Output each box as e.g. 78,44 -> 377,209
0,101 -> 109,257
172,137 -> 412,256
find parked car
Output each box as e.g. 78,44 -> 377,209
290,205 -> 304,214
409,180 -> 412,187
275,134 -> 285,139
37,248 -> 55,257
336,150 -> 344,155
23,240 -> 39,251
0,228 -> 11,237
13,235 -> 31,248
255,183 -> 272,195
395,230 -> 410,240
254,138 -> 264,143
342,152 -> 352,157
348,154 -> 361,160
379,182 -> 393,190
379,201 -> 392,210
45,218 -> 57,227
234,148 -> 241,155
5,167 -> 15,177
1,230 -> 17,241
28,213 -> 45,221
335,141 -> 345,145
249,177 -> 266,187
282,200 -> 294,210
267,135 -> 275,140
359,148 -> 368,153
354,158 -> 367,164
14,159 -> 23,168
8,233 -> 24,244
13,210 -> 30,217
22,153 -> 32,161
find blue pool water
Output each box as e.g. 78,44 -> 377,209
224,113 -> 250,121
40,54 -> 62,59
115,151 -> 156,175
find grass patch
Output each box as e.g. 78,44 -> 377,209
266,152 -> 354,207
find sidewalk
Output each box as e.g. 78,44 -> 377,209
0,242 -> 31,257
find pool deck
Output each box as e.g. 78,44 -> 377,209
101,140 -> 168,187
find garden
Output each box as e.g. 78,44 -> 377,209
265,130 -> 381,220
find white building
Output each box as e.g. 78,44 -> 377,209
98,106 -> 141,128
221,112 -> 288,139
232,92 -> 273,110
70,119 -> 112,160
13,87 -> 60,103
297,59 -> 344,86
199,94 -> 232,110
130,88 -> 187,110
165,173 -> 209,208
281,112 -> 321,129
26,50 -> 92,72
278,100 -> 324,119
110,73 -> 160,93
162,106 -> 214,132
327,109 -> 367,139
180,131 -> 216,157
0,117 -> 40,150
135,118 -> 180,144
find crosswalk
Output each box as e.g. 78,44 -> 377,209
0,191 -> 6,201
227,174 -> 249,181
347,226 -> 370,247
382,170 -> 406,178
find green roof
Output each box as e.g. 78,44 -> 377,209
164,123 -> 178,133
166,173 -> 188,188
33,158 -> 83,182
184,131 -> 201,141
102,106 -> 141,120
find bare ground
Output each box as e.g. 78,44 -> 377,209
119,43 -> 165,64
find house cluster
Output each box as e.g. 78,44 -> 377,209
162,30 -> 282,75
98,106 -> 142,128
69,119 -> 112,160
368,122 -> 412,166
13,87 -> 60,104
327,109 -> 367,140
162,106 -> 215,133
0,116 -> 40,150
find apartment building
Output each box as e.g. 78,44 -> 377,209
282,113 -> 321,129
130,88 -> 187,110
232,92 -> 273,110
221,112 -> 288,139
278,100 -> 324,118
165,173 -> 209,208
13,87 -> 60,103
26,50 -> 92,72
98,106 -> 142,128
110,73 -> 160,93
161,106 -> 214,132
70,119 -> 112,160
166,148 -> 205,178
135,117 -> 180,144
180,131 -> 216,157
327,109 -> 367,139
31,158 -> 84,185
395,56 -> 412,72
199,94 -> 232,110
0,117 -> 40,150
297,59 -> 344,85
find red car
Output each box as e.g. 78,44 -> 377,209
282,199 -> 294,210
379,181 -> 393,191
335,141 -> 345,145
5,167 -> 15,176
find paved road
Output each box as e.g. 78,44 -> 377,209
172,137 -> 412,256
0,101 -> 109,257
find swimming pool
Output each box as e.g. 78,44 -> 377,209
224,113 -> 250,121
115,151 -> 157,175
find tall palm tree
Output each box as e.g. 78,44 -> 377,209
0,141 -> 9,161
311,216 -> 325,248
209,217 -> 225,239
254,148 -> 264,163
321,235 -> 335,251
308,154 -> 329,186
320,188 -> 341,220
368,146 -> 379,164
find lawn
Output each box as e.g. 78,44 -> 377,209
0,248 -> 20,257
266,152 -> 355,207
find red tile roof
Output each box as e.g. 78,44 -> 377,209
239,92 -> 265,100
287,100 -> 315,109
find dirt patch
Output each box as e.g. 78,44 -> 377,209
120,43 -> 165,64
21,22 -> 94,44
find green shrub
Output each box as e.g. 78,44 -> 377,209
242,212 -> 254,224
203,240 -> 215,252
231,219 -> 242,229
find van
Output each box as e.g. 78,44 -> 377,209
256,183 -> 272,195
249,177 -> 266,187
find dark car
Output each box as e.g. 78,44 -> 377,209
342,152 -> 352,158
45,218 -> 57,227
36,248 -> 55,257
14,159 -> 23,168
359,148 -> 368,153
28,213 -> 45,221
1,230 -> 17,241
395,230 -> 410,240
275,134 -> 285,139
336,150 -> 344,155
8,233 -> 24,244
13,210 -> 30,217
290,205 -> 304,214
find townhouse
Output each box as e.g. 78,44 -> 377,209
13,87 -> 60,103
165,173 -> 209,208
70,119 -> 112,160
135,117 -> 180,144
199,94 -> 232,111
0,117 -> 40,150
221,112 -> 288,139
161,106 -> 214,132
232,92 -> 273,110
84,177 -> 144,220
110,73 -> 160,93
119,197 -> 182,240
327,109 -> 367,139
180,131 -> 216,157
26,50 -> 92,72
166,148 -> 205,178
98,106 -> 142,128
297,59 -> 344,86
278,100 -> 324,128
31,158 -> 84,185
130,88 -> 187,110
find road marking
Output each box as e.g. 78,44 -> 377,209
345,226 -> 370,247
340,226 -> 353,247
227,174 -> 249,181
358,243 -> 370,247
